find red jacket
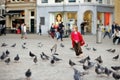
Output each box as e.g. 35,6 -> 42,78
71,31 -> 85,47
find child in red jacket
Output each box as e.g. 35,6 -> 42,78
71,26 -> 85,56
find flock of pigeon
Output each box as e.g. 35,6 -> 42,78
0,41 -> 120,80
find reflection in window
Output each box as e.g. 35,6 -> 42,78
69,0 -> 76,2
42,0 -> 48,3
55,0 -> 64,3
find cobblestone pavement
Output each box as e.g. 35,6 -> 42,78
0,34 -> 120,80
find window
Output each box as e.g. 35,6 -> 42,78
41,0 -> 48,3
31,11 -> 34,16
55,0 -> 64,3
40,17 -> 45,25
96,0 -> 102,3
69,0 -> 76,2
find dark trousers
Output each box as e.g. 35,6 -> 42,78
57,32 -> 63,41
113,36 -> 120,44
73,42 -> 82,56
103,31 -> 111,38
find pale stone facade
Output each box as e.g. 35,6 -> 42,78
5,0 -> 36,33
115,0 -> 120,25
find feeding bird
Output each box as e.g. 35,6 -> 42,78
1,43 -> 7,47
14,54 -> 20,62
25,69 -> 32,79
93,47 -> 97,51
4,58 -> 10,64
95,56 -> 103,64
22,45 -> 27,49
33,56 -> 38,64
106,48 -> 112,52
104,67 -> 113,76
50,58 -> 55,64
111,49 -> 116,53
113,54 -> 119,60
29,51 -> 35,58
112,72 -> 120,80
42,52 -> 49,60
0,52 -> 6,60
111,66 -> 120,71
69,59 -> 76,67
6,50 -> 10,56
53,55 -> 62,61
11,43 -> 16,47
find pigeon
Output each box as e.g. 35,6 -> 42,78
84,44 -> 88,47
25,69 -> 32,79
95,65 -> 105,75
69,59 -> 76,67
29,51 -> 35,58
6,50 -> 10,56
95,56 -> 103,64
50,58 -> 55,64
111,49 -> 116,53
73,68 -> 82,80
106,48 -> 112,52
78,56 -> 90,64
22,45 -> 27,49
40,54 -> 46,60
11,43 -> 16,47
113,55 -> 119,60
111,66 -> 120,71
112,72 -> 120,80
104,67 -> 113,76
4,58 -> 10,64
42,52 -> 49,60
0,52 -> 6,60
1,43 -> 7,47
51,44 -> 57,53
60,43 -> 64,47
93,47 -> 97,51
33,56 -> 38,64
23,42 -> 26,45
87,60 -> 95,68
53,56 -> 62,61
86,47 -> 91,50
14,54 -> 20,62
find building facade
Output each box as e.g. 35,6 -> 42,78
36,0 -> 114,34
0,0 -> 5,24
114,0 -> 120,25
5,0 -> 36,33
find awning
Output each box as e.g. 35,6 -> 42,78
5,10 -> 24,16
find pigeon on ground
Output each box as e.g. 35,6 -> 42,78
6,50 -> 10,56
1,43 -> 7,47
112,72 -> 120,80
93,47 -> 97,51
33,56 -> 38,64
95,56 -> 103,64
69,59 -> 76,67
111,66 -> 120,71
14,54 -> 20,62
29,51 -> 35,58
25,69 -> 32,79
11,43 -> 16,47
4,58 -> 10,64
42,52 -> 49,60
22,45 -> 27,49
113,54 -> 119,60
0,52 -> 6,60
50,58 -> 55,64
111,49 -> 116,53
104,67 -> 113,76
106,48 -> 112,52
53,55 -> 62,61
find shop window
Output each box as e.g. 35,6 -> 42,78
69,0 -> 76,2
40,17 -> 45,25
41,0 -> 48,3
31,11 -> 34,16
55,0 -> 64,3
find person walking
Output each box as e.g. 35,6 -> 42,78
50,23 -> 55,39
21,23 -> 27,39
57,22 -> 64,41
112,28 -> 120,45
71,25 -> 85,57
103,24 -> 111,39
39,23 -> 42,35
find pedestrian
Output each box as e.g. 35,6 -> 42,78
71,25 -> 85,57
50,23 -> 55,39
39,23 -> 42,35
21,23 -> 27,39
57,22 -> 64,41
103,24 -> 111,39
112,28 -> 120,45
